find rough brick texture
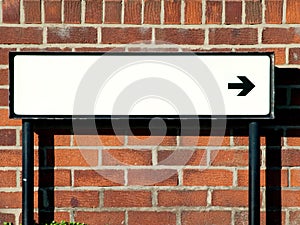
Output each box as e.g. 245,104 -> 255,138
2,1 -> 300,225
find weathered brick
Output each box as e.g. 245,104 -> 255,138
245,0 -> 262,24
102,149 -> 152,166
182,211 -> 231,225
0,27 -> 42,44
2,0 -> 20,23
209,28 -> 258,45
44,0 -> 62,23
286,0 -> 300,23
225,1 -> 242,24
104,190 -> 152,207
158,190 -> 206,206
0,89 -> 8,106
54,191 -> 99,208
85,0 -> 102,23
128,169 -> 178,186
0,129 -> 16,146
47,27 -> 97,43
263,28 -> 300,44
185,0 -> 202,24
104,0 -> 121,23
0,171 -> 16,187
75,212 -> 125,225
164,0 -> 181,24
64,0 -> 81,24
24,0 -> 41,23
183,169 -> 233,186
156,28 -> 204,45
74,170 -> 124,186
124,0 -> 142,24
102,27 -> 152,44
144,0 -> 160,24
128,211 -> 176,225
265,0 -> 283,24
206,1 -> 222,24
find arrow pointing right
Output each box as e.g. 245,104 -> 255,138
228,76 -> 255,96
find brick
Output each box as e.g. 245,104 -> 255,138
128,211 -> 176,225
55,191 -> 99,208
281,190 -> 300,207
64,0 -> 81,23
290,169 -> 300,186
289,48 -> 300,64
85,0 -> 102,23
74,47 -> 118,52
238,169 -> 288,187
181,211 -> 231,225
104,190 -> 152,207
282,149 -> 300,166
246,0 -> 262,24
74,170 -> 124,186
164,0 -> 181,24
286,0 -> 300,23
0,27 -> 42,44
34,212 -> 70,225
35,169 -> 71,187
0,89 -> 8,106
44,0 -> 62,23
289,211 -> 300,224
234,135 -> 265,146
75,212 -> 125,225
235,48 -> 285,65
2,0 -> 20,23
291,90 -> 300,105
206,1 -> 222,24
185,0 -> 202,24
0,48 -> 16,65
158,190 -> 206,206
0,150 -> 22,166
30,131 -> 71,146
128,135 -> 176,146
0,213 -> 15,225
0,192 -> 21,208
102,27 -> 152,44
124,0 -> 141,24
47,27 -> 97,43
102,149 -> 152,166
0,171 -> 16,187
74,134 -> 124,146
157,149 -> 206,166
265,0 -> 283,24
225,1 -> 242,24
0,129 -> 16,146
24,0 -> 41,23
209,28 -> 258,45
263,28 -> 300,44
156,28 -> 204,45
20,47 -> 72,52
48,149 -> 98,167
183,169 -> 233,186
210,150 -> 248,167
104,0 -> 121,23
144,0 -> 160,24
0,109 -> 21,126
180,135 -> 230,146
128,169 -> 178,186
212,190 -> 248,207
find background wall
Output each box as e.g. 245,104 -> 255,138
1,0 -> 300,224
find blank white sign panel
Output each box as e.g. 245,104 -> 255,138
10,53 -> 273,119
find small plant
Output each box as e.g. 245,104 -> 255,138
4,221 -> 87,225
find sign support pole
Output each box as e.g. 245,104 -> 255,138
249,121 -> 260,225
22,120 -> 34,225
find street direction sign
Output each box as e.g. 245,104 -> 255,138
9,52 -> 274,119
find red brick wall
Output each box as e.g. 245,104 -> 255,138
1,0 -> 300,225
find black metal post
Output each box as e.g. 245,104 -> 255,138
249,121 -> 260,225
22,120 -> 34,225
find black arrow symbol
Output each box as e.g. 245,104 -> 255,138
228,76 -> 255,96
